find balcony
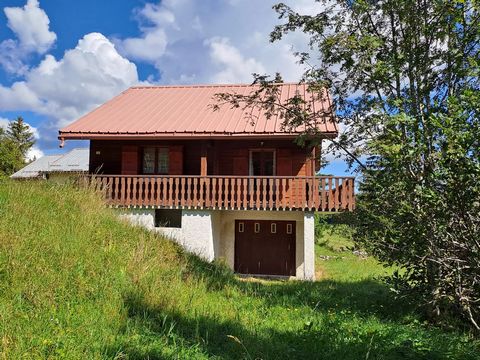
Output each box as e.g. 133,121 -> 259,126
89,175 -> 355,212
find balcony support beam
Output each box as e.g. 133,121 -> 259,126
200,142 -> 208,176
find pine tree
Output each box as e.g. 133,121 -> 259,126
6,116 -> 35,160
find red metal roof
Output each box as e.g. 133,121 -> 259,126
59,83 -> 338,140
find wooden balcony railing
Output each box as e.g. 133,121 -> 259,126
88,175 -> 355,211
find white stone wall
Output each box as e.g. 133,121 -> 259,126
303,212 -> 316,280
118,208 -> 316,280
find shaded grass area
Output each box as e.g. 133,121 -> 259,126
0,180 -> 478,359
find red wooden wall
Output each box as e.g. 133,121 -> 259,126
89,139 -> 320,177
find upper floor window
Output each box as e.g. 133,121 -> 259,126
143,147 -> 169,174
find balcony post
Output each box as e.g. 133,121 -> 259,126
200,142 -> 208,176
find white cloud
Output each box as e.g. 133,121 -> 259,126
113,0 -> 320,84
119,28 -> 169,62
4,0 -> 56,53
0,117 -> 9,130
115,3 -> 174,63
26,146 -> 44,161
206,37 -> 265,83
0,0 -> 56,75
0,33 -> 139,127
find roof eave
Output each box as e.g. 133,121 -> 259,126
58,131 -> 339,141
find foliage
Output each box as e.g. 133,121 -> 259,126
1,180 -> 479,358
214,0 -> 480,329
0,117 -> 35,175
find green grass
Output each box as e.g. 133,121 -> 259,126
314,222 -> 392,281
0,180 -> 479,359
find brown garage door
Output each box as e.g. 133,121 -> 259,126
234,220 -> 296,276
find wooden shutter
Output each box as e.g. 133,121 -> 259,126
232,148 -> 249,175
121,146 -> 138,175
169,145 -> 183,175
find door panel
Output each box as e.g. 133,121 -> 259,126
234,220 -> 296,276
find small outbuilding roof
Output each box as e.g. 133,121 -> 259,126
59,83 -> 337,141
10,148 -> 89,179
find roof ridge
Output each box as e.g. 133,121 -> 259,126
129,82 -> 304,90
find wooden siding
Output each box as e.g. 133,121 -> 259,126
90,139 -> 315,177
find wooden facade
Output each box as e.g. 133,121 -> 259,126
89,139 -> 355,211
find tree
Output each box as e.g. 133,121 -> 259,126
0,117 -> 35,176
6,117 -> 35,160
215,1 -> 480,329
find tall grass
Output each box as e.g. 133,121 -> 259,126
0,180 -> 478,359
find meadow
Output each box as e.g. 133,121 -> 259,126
0,180 -> 478,359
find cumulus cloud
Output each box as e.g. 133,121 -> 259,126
0,33 -> 139,127
206,37 -> 265,83
115,3 -> 174,63
113,0 -> 319,84
0,0 -> 57,75
4,0 -> 56,53
26,147 -> 44,161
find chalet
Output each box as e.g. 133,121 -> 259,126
58,83 -> 355,280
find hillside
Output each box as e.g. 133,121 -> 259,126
0,180 -> 478,359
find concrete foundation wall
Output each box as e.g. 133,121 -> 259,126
119,208 -> 315,280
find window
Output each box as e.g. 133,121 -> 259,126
155,209 -> 182,228
157,148 -> 169,174
254,222 -> 260,233
143,147 -> 169,174
143,147 -> 156,174
238,222 -> 245,233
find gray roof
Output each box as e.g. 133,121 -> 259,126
48,148 -> 89,173
10,148 -> 89,179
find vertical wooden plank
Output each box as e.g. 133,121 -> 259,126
178,177 -> 187,206
225,178 -> 230,208
281,178 -> 287,209
335,178 -> 340,211
350,178 -> 356,210
327,178 -> 333,211
155,178 -> 161,207
220,178 -> 225,208
274,178 -> 280,210
193,177 -> 198,208
185,178 -> 191,207
233,178 -> 238,209
249,178 -> 254,209
120,177 -> 126,205
169,177 -> 174,207
262,178 -> 267,209
200,142 -> 208,176
255,178 -> 260,209
126,177 -> 131,207
162,178 -> 167,207
132,178 -> 138,207
321,178 -> 326,211
268,178 -> 273,209
313,178 -> 319,211
212,177 -> 217,208
205,177 -> 210,208
242,178 -> 247,209
144,178 -> 150,206
291,178 -> 296,209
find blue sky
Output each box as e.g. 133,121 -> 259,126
0,0 -> 350,175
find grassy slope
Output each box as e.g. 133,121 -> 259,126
0,181 -> 478,359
